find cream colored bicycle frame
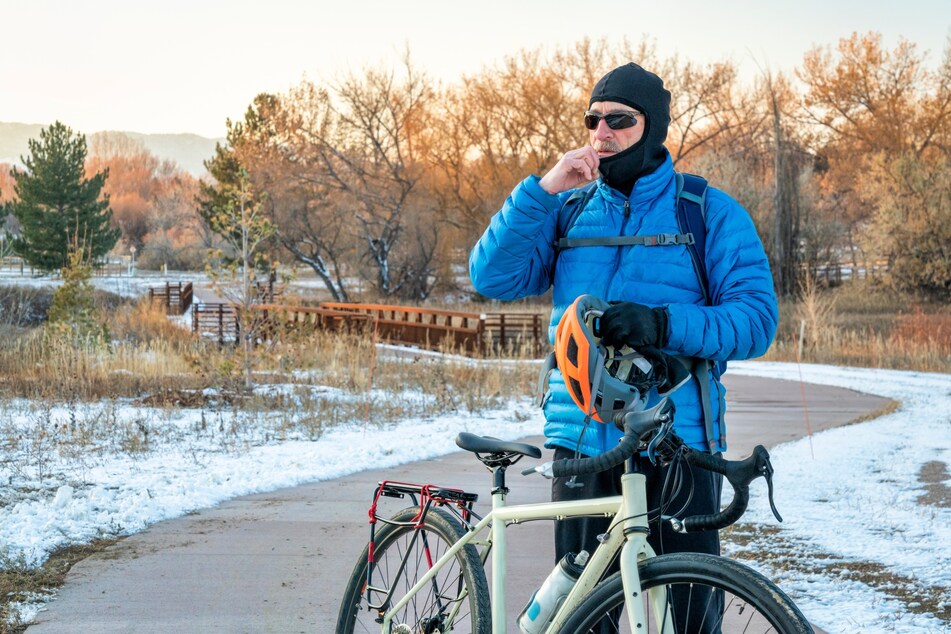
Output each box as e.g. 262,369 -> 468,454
380,470 -> 674,633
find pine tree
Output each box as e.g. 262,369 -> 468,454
46,239 -> 109,347
196,140 -> 244,243
8,121 -> 120,271
195,98 -> 274,248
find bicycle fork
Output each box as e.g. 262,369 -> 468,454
617,472 -> 675,634
545,472 -> 675,633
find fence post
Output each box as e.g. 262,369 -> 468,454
499,313 -> 507,351
478,314 -> 487,356
218,304 -> 224,345
533,314 -> 543,355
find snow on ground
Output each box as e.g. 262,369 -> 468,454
727,362 -> 950,633
0,275 -> 947,632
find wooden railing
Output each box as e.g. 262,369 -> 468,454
192,303 -> 238,343
188,300 -> 547,356
483,312 -> 547,355
149,282 -> 194,315
319,302 -> 486,354
191,303 -> 372,345
253,304 -> 371,339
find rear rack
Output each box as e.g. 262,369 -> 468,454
369,480 -> 479,529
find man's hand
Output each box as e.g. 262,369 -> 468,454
598,302 -> 669,350
538,146 -> 600,194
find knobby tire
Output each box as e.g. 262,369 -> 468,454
557,552 -> 812,634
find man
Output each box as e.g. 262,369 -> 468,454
469,62 -> 778,625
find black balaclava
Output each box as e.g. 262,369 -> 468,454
589,63 -> 671,196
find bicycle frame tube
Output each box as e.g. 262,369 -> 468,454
380,474 -> 667,633
544,472 -> 672,633
380,494 -> 617,633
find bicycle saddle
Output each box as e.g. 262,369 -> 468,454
455,433 -> 542,459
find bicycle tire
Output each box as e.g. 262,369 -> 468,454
336,506 -> 491,634
556,552 -> 813,633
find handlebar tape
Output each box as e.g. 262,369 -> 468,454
550,433 -> 640,478
549,400 -> 676,479
682,445 -> 770,532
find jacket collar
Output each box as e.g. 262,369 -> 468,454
597,150 -> 675,206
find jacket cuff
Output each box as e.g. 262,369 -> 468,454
662,303 -> 689,352
520,175 -> 562,211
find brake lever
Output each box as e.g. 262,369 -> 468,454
521,461 -> 555,479
758,452 -> 783,523
641,399 -> 676,465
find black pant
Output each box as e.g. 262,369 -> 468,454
552,446 -> 724,632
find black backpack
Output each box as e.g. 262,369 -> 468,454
552,173 -> 725,452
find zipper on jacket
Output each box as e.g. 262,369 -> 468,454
607,198 -> 634,300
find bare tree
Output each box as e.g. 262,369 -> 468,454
281,55 -> 440,299
764,70 -> 803,296
143,168 -> 205,271
205,168 -> 274,391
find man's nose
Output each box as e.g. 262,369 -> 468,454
593,120 -> 614,137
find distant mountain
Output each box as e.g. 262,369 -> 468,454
0,122 -> 222,177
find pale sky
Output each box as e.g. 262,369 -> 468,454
1,0 -> 948,138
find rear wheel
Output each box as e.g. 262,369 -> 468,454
336,506 -> 490,634
557,552 -> 812,633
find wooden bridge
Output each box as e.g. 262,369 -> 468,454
190,300 -> 547,356
149,282 -> 194,316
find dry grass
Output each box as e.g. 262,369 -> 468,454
0,538 -> 120,634
0,280 -> 945,405
763,279 -> 951,373
0,307 -> 205,400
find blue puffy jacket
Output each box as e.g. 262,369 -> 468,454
469,154 -> 778,456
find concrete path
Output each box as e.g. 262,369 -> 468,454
25,375 -> 890,633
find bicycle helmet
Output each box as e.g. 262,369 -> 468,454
554,294 -> 654,423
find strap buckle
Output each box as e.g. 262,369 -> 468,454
652,233 -> 694,246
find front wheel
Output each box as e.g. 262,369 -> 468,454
336,506 -> 490,634
557,552 -> 812,633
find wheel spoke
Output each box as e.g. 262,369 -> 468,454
337,507 -> 489,634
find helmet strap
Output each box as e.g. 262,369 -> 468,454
566,347 -> 609,489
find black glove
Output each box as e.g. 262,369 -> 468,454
598,302 -> 669,350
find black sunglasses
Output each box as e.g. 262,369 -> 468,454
583,110 -> 641,131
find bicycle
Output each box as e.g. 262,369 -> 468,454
336,397 -> 813,633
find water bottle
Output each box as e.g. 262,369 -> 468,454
517,550 -> 589,634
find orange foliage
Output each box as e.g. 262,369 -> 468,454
798,32 -> 951,234
890,307 -> 951,353
84,132 -> 203,264
0,163 -> 15,203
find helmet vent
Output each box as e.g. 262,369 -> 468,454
569,377 -> 584,403
566,337 -> 579,368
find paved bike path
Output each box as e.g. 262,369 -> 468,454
25,375 -> 889,633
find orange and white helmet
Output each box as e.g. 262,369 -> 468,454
553,295 -> 654,423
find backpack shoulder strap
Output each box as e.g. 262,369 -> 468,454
675,172 -> 710,305
676,173 -> 722,453
556,182 -> 598,243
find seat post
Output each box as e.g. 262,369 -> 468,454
491,465 -> 508,497
490,464 -> 509,633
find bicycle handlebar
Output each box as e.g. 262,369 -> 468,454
542,398 -> 783,532
678,444 -> 782,531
